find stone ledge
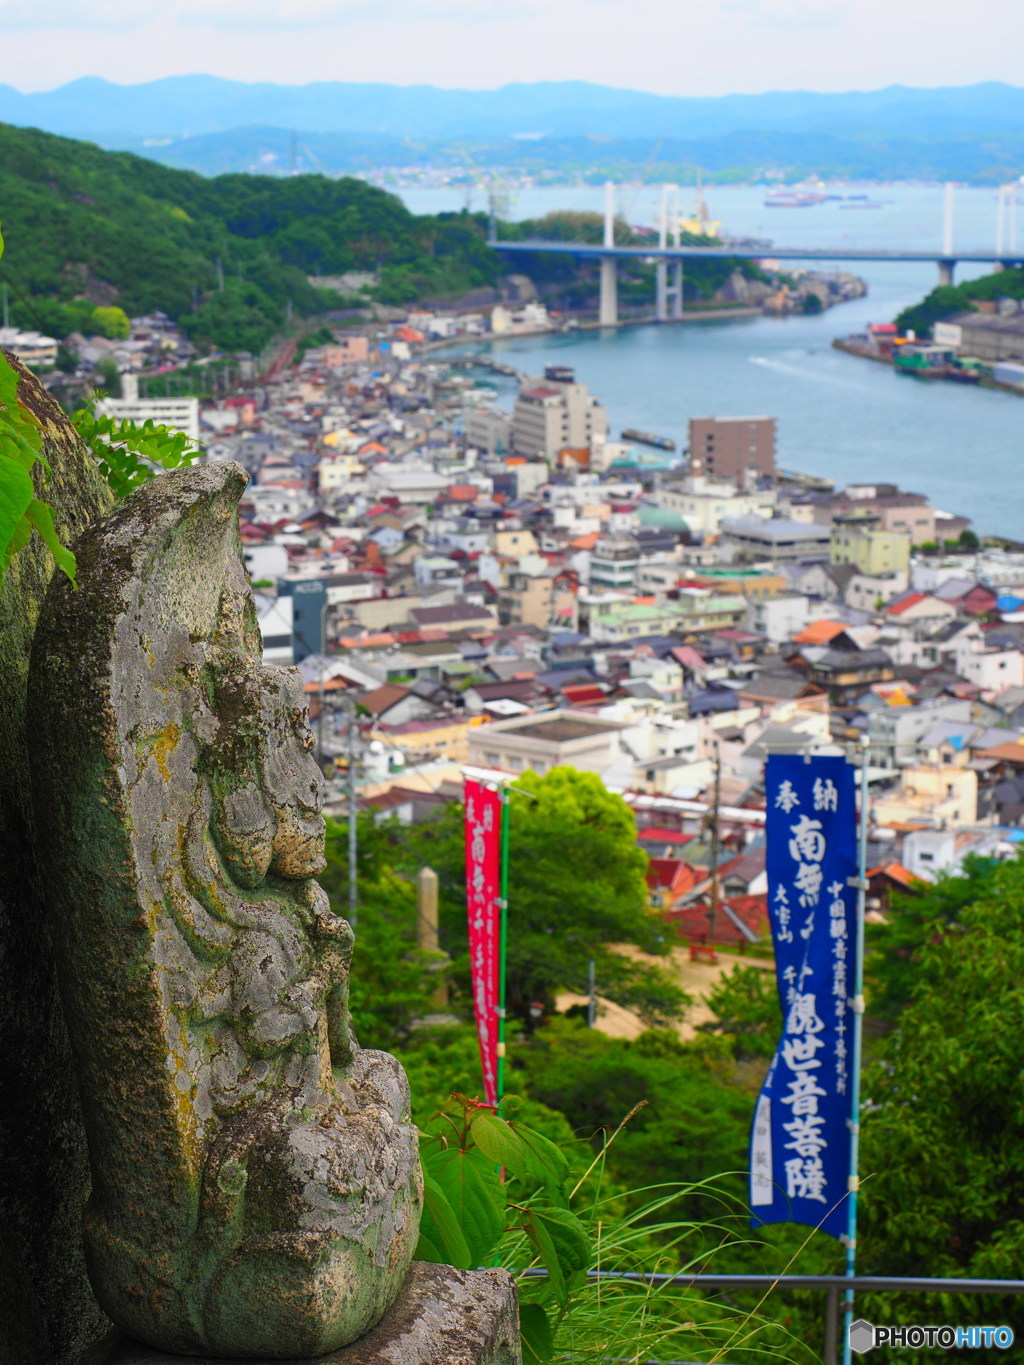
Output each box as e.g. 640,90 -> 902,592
84,1263 -> 521,1365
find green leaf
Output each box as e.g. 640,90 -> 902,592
509,1123 -> 570,1186
0,451 -> 35,577
520,1206 -> 566,1305
427,1145 -> 505,1267
470,1113 -> 539,1179
519,1303 -> 554,1364
24,498 -> 76,584
529,1204 -> 591,1274
0,358 -> 45,462
416,1173 -> 472,1270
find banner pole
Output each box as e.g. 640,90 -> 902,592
842,736 -> 870,1365
496,786 -> 510,1113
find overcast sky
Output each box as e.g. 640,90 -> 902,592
1,0 -> 1022,96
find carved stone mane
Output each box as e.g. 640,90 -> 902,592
28,463 -> 421,1357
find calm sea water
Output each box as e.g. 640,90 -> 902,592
397,184 -> 1024,538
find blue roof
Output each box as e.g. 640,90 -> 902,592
997,595 -> 1024,611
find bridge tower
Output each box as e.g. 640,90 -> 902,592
599,180 -> 618,327
938,182 -> 956,286
996,183 -> 1019,271
656,185 -> 684,322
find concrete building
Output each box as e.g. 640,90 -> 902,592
720,516 -> 831,562
830,511 -> 911,576
590,536 -> 640,591
902,827 -> 1008,883
688,416 -> 776,484
0,327 -> 58,369
464,407 -> 511,456
318,453 -> 366,494
96,373 -> 200,444
466,710 -> 629,777
588,602 -> 686,643
937,312 -> 1024,363
745,593 -> 810,645
872,765 -> 978,829
867,696 -> 973,766
497,570 -> 553,629
256,593 -> 293,667
510,366 -> 608,462
656,477 -> 776,539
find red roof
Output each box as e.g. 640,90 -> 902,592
560,683 -> 606,705
645,859 -> 700,901
885,593 -> 929,616
521,386 -> 559,400
868,862 -> 921,891
637,826 -> 693,846
664,894 -> 769,947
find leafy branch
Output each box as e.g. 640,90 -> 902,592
416,1092 -> 588,1362
71,400 -> 198,500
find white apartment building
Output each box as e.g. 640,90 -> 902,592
467,710 -> 630,777
0,327 -> 58,369
96,374 -> 200,443
656,476 -> 776,538
510,366 -> 608,461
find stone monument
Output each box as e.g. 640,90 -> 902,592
27,461 -> 519,1363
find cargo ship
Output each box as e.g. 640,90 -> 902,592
764,190 -> 826,208
621,428 -> 676,451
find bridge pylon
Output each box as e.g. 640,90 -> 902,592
600,256 -> 618,327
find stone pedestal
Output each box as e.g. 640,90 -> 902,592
83,1264 -> 521,1365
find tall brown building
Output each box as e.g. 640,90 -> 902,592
688,416 -> 777,484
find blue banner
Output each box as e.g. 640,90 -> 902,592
749,754 -> 859,1240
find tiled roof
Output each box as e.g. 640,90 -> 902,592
793,619 -> 848,644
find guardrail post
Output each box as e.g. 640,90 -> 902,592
824,1284 -> 840,1365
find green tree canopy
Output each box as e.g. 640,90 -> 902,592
859,855 -> 1024,1340
89,305 -> 129,339
394,768 -> 688,1028
865,854 -> 1000,1021
698,965 -> 781,1059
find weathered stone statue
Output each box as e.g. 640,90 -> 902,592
28,463 -> 422,1357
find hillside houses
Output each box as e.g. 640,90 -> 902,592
202,316 -> 1024,953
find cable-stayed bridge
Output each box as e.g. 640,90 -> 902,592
490,181 -> 1024,326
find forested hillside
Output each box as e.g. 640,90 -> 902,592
0,121 -> 499,352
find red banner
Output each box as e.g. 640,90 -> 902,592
465,779 -> 501,1105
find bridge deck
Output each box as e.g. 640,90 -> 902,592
493,240 -> 1018,265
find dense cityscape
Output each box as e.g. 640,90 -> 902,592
4,20 -> 1024,1365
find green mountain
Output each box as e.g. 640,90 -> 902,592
0,121 -> 499,353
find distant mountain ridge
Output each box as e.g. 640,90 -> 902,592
3,76 -> 1024,144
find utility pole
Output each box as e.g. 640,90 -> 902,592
587,959 -> 597,1028
2,283 -> 8,330
706,742 -> 722,962
347,707 -> 358,930
216,257 -> 225,292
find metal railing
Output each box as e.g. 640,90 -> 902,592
521,1270 -> 1024,1365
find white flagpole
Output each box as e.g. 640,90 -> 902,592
842,735 -> 870,1364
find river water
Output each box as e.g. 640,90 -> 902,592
396,184 -> 1024,538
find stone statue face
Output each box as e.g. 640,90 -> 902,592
209,666 -> 327,888
29,464 -> 422,1358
